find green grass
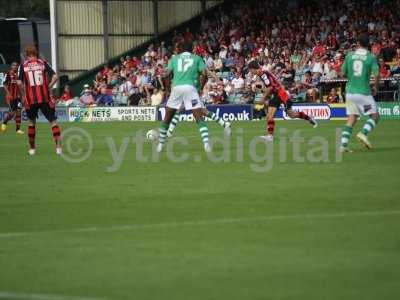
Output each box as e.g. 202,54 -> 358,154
0,120 -> 399,300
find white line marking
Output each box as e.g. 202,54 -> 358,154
0,291 -> 107,300
0,210 -> 399,239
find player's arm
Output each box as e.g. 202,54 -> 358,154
3,73 -> 10,98
162,57 -> 173,79
371,55 -> 380,96
45,62 -> 59,89
16,65 -> 26,101
161,58 -> 173,95
197,56 -> 212,91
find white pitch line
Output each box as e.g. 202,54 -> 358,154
0,291 -> 107,300
0,210 -> 399,240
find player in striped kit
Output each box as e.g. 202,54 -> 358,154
1,62 -> 24,134
17,46 -> 62,156
248,61 -> 317,141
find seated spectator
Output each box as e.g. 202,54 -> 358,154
151,88 -> 164,106
96,85 -> 113,106
140,69 -> 154,100
327,88 -> 342,103
59,85 -> 74,106
231,72 -> 245,93
301,71 -> 319,102
79,85 -> 95,106
379,57 -> 391,78
391,59 -> 400,76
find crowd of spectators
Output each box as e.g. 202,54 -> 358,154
58,0 -> 400,107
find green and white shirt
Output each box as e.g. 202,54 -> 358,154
167,52 -> 206,90
341,48 -> 379,95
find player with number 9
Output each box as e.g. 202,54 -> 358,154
340,34 -> 380,151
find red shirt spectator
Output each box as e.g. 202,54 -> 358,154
371,42 -> 382,56
60,85 -> 73,102
331,56 -> 344,74
312,41 -> 326,57
379,58 -> 391,78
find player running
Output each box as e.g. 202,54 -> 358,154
1,62 -> 24,134
157,42 -> 217,152
248,61 -> 317,141
17,46 -> 62,156
340,34 -> 380,152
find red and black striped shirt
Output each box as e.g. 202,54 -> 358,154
18,58 -> 55,106
3,71 -> 20,102
259,70 -> 290,102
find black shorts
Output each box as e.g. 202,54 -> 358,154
9,98 -> 22,111
26,102 -> 57,122
268,93 -> 293,111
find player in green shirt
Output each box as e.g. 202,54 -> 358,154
157,42 -> 223,153
340,34 -> 380,152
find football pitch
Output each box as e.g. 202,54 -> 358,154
0,120 -> 399,300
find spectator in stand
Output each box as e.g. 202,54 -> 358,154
302,71 -> 319,102
281,62 -> 295,87
391,59 -> 400,76
79,0 -> 400,105
150,88 -> 164,106
214,53 -> 223,72
79,84 -> 95,106
139,69 -> 154,101
379,57 -> 391,78
231,71 -> 245,94
96,84 -> 113,106
59,85 -> 74,106
327,88 -> 342,103
119,77 -> 136,105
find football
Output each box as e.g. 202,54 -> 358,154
146,129 -> 159,141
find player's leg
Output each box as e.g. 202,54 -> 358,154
157,87 -> 181,152
1,100 -> 17,132
341,114 -> 358,152
286,100 -> 318,128
340,94 -> 360,152
193,108 -> 211,152
183,86 -> 211,152
204,109 -> 231,136
260,93 -> 280,141
26,105 -> 39,155
41,102 -> 62,154
15,99 -> 23,134
259,105 -> 277,141
15,108 -> 23,134
167,109 -> 181,137
158,107 -> 176,151
356,96 -> 379,149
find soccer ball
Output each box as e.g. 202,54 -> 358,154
146,129 -> 159,141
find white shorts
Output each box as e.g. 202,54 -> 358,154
346,93 -> 378,116
167,85 -> 202,110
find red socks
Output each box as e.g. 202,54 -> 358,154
51,125 -> 61,145
28,125 -> 36,149
267,120 -> 275,136
15,114 -> 21,131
